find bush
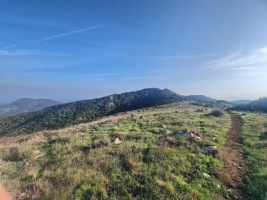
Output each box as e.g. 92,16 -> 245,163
91,136 -> 111,149
209,110 -> 224,117
3,147 -> 24,162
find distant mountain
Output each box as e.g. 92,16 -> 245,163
0,98 -> 59,118
0,88 -> 183,136
232,97 -> 267,112
184,95 -> 216,103
229,100 -> 253,105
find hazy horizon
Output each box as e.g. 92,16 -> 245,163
0,87 -> 263,104
1,0 -> 267,102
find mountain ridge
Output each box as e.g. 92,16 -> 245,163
232,97 -> 267,112
0,88 -> 183,136
0,98 -> 59,118
184,95 -> 216,102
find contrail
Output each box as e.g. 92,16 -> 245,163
1,24 -> 105,50
37,24 -> 105,42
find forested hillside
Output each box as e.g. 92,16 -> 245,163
0,88 -> 183,136
233,97 -> 267,113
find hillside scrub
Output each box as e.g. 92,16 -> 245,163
0,102 -> 232,199
209,110 -> 224,117
0,88 -> 183,136
233,97 -> 267,113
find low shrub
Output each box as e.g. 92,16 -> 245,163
209,110 -> 224,117
3,147 -> 24,162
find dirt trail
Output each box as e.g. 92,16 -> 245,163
218,114 -> 247,200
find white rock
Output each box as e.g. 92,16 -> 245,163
114,138 -> 122,145
164,130 -> 171,135
18,193 -> 27,199
161,124 -> 167,129
203,173 -> 211,179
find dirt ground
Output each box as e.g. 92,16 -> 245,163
217,114 -> 248,200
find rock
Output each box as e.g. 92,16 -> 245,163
203,173 -> 211,179
164,129 -> 171,136
203,145 -> 218,156
176,130 -> 202,140
33,154 -> 45,160
176,130 -> 184,135
92,136 -> 111,148
18,193 -> 27,199
192,134 -> 201,140
193,131 -> 203,138
171,173 -> 177,178
176,130 -> 190,138
161,124 -> 167,129
114,138 -> 122,145
190,131 -> 202,140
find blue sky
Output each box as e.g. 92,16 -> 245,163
1,0 -> 267,102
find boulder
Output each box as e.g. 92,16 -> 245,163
92,136 -> 111,148
114,138 -> 122,145
203,145 -> 218,156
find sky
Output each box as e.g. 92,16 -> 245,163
1,0 -> 267,103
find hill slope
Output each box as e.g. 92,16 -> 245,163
0,88 -> 183,136
0,98 -> 59,118
232,97 -> 267,112
229,99 -> 253,105
184,95 -> 216,103
0,102 -> 232,200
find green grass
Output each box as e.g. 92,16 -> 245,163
0,102 -> 231,199
241,113 -> 267,200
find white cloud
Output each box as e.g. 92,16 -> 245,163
207,46 -> 267,71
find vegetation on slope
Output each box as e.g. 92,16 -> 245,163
0,98 -> 59,118
0,88 -> 182,136
0,102 -> 232,200
233,97 -> 267,113
241,113 -> 267,200
184,95 -> 216,103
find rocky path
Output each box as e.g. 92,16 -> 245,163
218,114 -> 248,199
